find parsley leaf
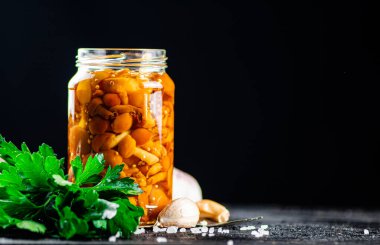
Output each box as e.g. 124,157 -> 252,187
107,198 -> 144,238
72,155 -> 104,186
0,165 -> 25,190
15,152 -> 50,189
93,165 -> 142,196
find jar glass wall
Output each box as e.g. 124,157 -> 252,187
67,49 -> 174,224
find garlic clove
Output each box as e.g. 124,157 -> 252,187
156,198 -> 200,228
197,199 -> 230,223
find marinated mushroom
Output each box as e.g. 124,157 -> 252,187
147,172 -> 167,185
88,97 -> 103,116
91,70 -> 112,88
103,93 -> 121,107
100,77 -> 140,104
91,131 -> 129,152
88,97 -> 115,119
76,79 -> 92,105
92,89 -> 104,97
149,185 -> 169,217
146,163 -> 162,178
112,113 -> 133,133
88,116 -> 109,135
128,89 -> 148,108
118,135 -> 136,158
110,104 -> 154,128
104,131 -> 130,150
134,147 -> 159,165
102,150 -> 123,167
131,128 -> 152,146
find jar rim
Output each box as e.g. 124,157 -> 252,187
76,48 -> 167,69
78,48 -> 166,52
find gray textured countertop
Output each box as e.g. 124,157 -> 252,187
1,206 -> 380,244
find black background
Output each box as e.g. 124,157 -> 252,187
0,0 -> 379,208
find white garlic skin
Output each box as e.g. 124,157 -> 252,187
157,198 -> 200,228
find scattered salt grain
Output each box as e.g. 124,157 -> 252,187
209,233 -> 215,237
261,225 -> 269,230
258,225 -> 269,236
166,226 -> 178,234
218,228 -> 223,233
201,226 -> 208,233
179,228 -> 186,232
108,236 -> 117,242
202,233 -> 207,236
190,227 -> 202,234
240,225 -> 256,231
153,226 -> 167,233
156,237 -> 168,243
227,240 -> 234,245
108,231 -> 121,242
364,229 -> 370,235
134,228 -> 145,235
209,227 -> 215,233
223,229 -> 230,234
251,230 -> 263,238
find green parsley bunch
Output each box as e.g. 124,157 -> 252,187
0,135 -> 143,239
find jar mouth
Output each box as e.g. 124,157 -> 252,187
76,48 -> 167,69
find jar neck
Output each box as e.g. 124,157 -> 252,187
76,48 -> 167,73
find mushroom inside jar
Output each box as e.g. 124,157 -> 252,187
68,68 -> 175,224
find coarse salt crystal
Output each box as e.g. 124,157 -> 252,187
209,227 -> 215,233
166,226 -> 178,234
156,237 -> 168,243
153,226 -> 167,233
364,229 -> 369,235
240,225 -> 256,231
179,228 -> 186,232
108,231 -> 121,242
190,227 -> 202,234
201,226 -> 208,233
223,229 -> 229,234
209,233 -> 215,237
261,230 -> 270,236
227,240 -> 234,245
134,228 -> 145,235
202,233 -> 207,236
261,225 -> 269,230
252,230 -> 263,238
108,236 -> 117,242
218,227 -> 223,233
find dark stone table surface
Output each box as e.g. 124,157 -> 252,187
1,206 -> 380,244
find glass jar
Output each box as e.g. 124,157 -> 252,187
67,48 -> 175,224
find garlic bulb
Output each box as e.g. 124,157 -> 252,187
173,168 -> 203,202
156,198 -> 200,228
